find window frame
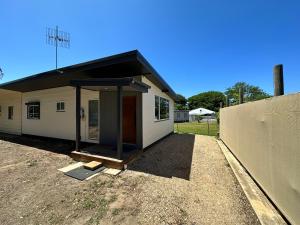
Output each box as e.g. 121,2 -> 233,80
8,106 -> 13,120
27,103 -> 40,120
155,96 -> 160,121
154,96 -> 170,121
159,97 -> 169,120
56,101 -> 65,112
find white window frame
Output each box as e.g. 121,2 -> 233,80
27,104 -> 40,120
154,96 -> 170,121
56,101 -> 65,112
155,95 -> 160,121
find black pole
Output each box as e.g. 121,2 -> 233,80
98,91 -> 101,144
75,86 -> 81,151
117,86 -> 123,159
273,64 -> 284,96
55,26 -> 58,70
226,95 -> 230,107
239,87 -> 244,104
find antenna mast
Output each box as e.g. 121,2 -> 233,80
46,26 -> 70,70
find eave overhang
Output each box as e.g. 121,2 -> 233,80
70,77 -> 150,93
0,50 -> 176,100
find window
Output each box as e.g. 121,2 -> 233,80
56,101 -> 65,112
8,106 -> 13,120
154,96 -> 170,121
160,97 -> 169,119
155,96 -> 160,120
27,102 -> 40,119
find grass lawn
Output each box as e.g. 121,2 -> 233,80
174,121 -> 219,136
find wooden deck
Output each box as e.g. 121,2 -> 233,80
70,144 -> 142,170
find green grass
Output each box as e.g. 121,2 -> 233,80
174,121 -> 219,136
111,207 -> 123,216
87,195 -> 118,224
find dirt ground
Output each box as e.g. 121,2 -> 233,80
0,133 -> 260,225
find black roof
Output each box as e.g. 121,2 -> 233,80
0,50 -> 176,100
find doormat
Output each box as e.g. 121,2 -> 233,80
64,166 -> 105,181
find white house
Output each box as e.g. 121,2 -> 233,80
0,50 -> 176,160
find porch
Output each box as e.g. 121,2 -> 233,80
70,77 -> 150,166
70,143 -> 142,169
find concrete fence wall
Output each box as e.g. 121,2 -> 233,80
220,93 -> 300,225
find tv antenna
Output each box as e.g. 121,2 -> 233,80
0,67 -> 4,80
46,26 -> 70,70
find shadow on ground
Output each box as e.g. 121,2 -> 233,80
128,133 -> 195,180
0,132 -> 195,180
0,133 -> 74,154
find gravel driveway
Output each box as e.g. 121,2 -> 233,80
0,133 -> 259,225
128,134 -> 260,224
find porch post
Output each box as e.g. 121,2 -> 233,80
117,86 -> 123,159
98,91 -> 101,144
75,86 -> 81,151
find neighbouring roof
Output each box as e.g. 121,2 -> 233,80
189,108 -> 215,115
0,50 -> 176,100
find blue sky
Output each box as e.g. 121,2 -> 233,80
0,0 -> 299,97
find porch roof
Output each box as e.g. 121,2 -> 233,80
70,77 -> 150,92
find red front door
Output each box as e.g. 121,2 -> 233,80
122,96 -> 136,144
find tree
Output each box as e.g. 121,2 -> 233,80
0,67 -> 4,79
175,94 -> 188,110
188,91 -> 225,112
224,82 -> 271,105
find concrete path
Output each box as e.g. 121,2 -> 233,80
128,134 -> 261,224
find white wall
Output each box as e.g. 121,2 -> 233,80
1,79 -> 175,148
0,89 -> 22,134
220,93 -> 300,225
142,76 -> 174,148
22,86 -> 98,142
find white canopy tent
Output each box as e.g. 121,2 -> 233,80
189,108 -> 215,116
189,108 -> 216,122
